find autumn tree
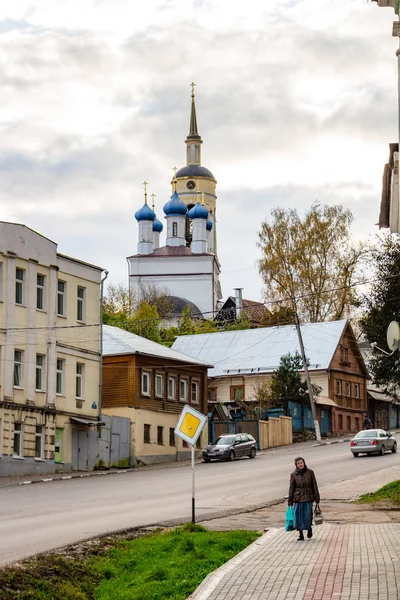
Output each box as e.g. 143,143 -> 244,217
257,202 -> 365,323
359,233 -> 400,398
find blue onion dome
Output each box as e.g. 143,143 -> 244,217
188,202 -> 209,220
163,191 -> 188,216
152,218 -> 163,233
206,219 -> 213,231
135,203 -> 155,222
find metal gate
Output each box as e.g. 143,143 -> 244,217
209,420 -> 260,449
72,430 -> 88,471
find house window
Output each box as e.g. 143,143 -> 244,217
355,383 -> 360,399
182,440 -> 188,448
355,416 -> 360,431
168,376 -> 176,400
144,424 -> 151,444
35,354 -> 45,391
14,350 -> 23,387
76,363 -> 84,398
56,358 -> 65,395
35,426 -> 43,458
230,385 -> 244,401
180,378 -> 188,401
77,286 -> 85,321
346,382 -> 351,397
191,381 -> 199,404
336,380 -> 342,396
37,274 -> 45,310
13,423 -> 22,456
338,414 -> 343,430
172,222 -> 178,237
341,347 -> 349,364
169,428 -> 175,446
155,374 -> 163,398
157,426 -> 164,445
141,371 -> 150,396
346,415 -> 351,431
57,280 -> 66,316
15,267 -> 25,305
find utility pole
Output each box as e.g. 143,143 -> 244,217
293,310 -> 322,443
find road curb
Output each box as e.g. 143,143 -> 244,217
18,469 -> 130,486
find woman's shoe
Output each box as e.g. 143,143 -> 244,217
297,531 -> 304,541
307,528 -> 313,539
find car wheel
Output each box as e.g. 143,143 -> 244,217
203,458 -> 211,463
392,442 -> 397,454
228,450 -> 235,462
353,452 -> 359,458
249,447 -> 256,459
380,445 -> 385,456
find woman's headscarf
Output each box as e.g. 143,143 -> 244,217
294,456 -> 307,473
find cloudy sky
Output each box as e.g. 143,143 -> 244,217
0,0 -> 397,302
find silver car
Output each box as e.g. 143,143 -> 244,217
202,433 -> 257,462
350,429 -> 397,457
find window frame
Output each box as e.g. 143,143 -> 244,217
144,423 -> 151,444
15,267 -> 25,305
35,426 -> 44,459
230,385 -> 244,401
57,280 -> 66,316
172,222 -> 178,237
168,376 -> 176,400
76,363 -> 84,399
346,381 -> 351,397
14,349 -> 23,388
179,378 -> 188,402
141,371 -> 150,396
13,422 -> 22,456
169,427 -> 175,447
336,379 -> 342,396
157,425 -> 164,445
36,274 -> 46,311
56,358 -> 65,395
191,381 -> 199,404
77,286 -> 85,322
155,373 -> 163,398
35,354 -> 45,392
355,383 -> 360,399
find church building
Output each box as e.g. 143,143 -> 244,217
127,86 -> 222,318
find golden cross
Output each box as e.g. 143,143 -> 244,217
143,181 -> 148,203
151,193 -> 156,210
190,82 -> 196,97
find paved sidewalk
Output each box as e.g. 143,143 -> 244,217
189,523 -> 400,600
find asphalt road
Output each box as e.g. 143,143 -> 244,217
0,440 -> 399,566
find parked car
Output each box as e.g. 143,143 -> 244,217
350,429 -> 397,457
202,433 -> 257,462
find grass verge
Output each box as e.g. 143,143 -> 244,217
357,479 -> 400,505
0,523 -> 260,600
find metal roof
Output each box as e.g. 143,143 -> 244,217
103,325 -> 212,367
172,320 -> 348,378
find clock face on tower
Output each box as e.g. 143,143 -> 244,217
186,180 -> 196,190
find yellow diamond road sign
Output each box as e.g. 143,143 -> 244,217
175,405 -> 207,446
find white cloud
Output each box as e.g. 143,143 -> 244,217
0,0 -> 397,302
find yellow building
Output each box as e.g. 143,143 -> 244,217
0,222 -> 104,475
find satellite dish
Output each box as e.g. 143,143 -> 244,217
386,321 -> 400,351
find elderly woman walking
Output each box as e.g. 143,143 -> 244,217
288,457 -> 320,541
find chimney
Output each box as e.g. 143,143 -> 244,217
234,288 -> 243,319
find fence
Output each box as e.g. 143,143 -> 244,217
208,416 -> 292,450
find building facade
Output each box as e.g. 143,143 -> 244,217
102,325 -> 210,464
127,87 -> 222,319
173,320 -> 369,436
0,222 -> 104,476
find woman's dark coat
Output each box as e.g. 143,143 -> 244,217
288,468 -> 320,505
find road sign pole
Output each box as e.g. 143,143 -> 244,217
191,444 -> 195,524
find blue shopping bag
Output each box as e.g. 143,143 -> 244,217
285,506 -> 294,531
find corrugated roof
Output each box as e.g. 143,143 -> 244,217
172,320 -> 347,378
103,325 -> 212,367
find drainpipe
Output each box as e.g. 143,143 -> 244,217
234,288 -> 243,320
98,270 -> 109,431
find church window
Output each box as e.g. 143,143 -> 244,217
172,222 -> 178,237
